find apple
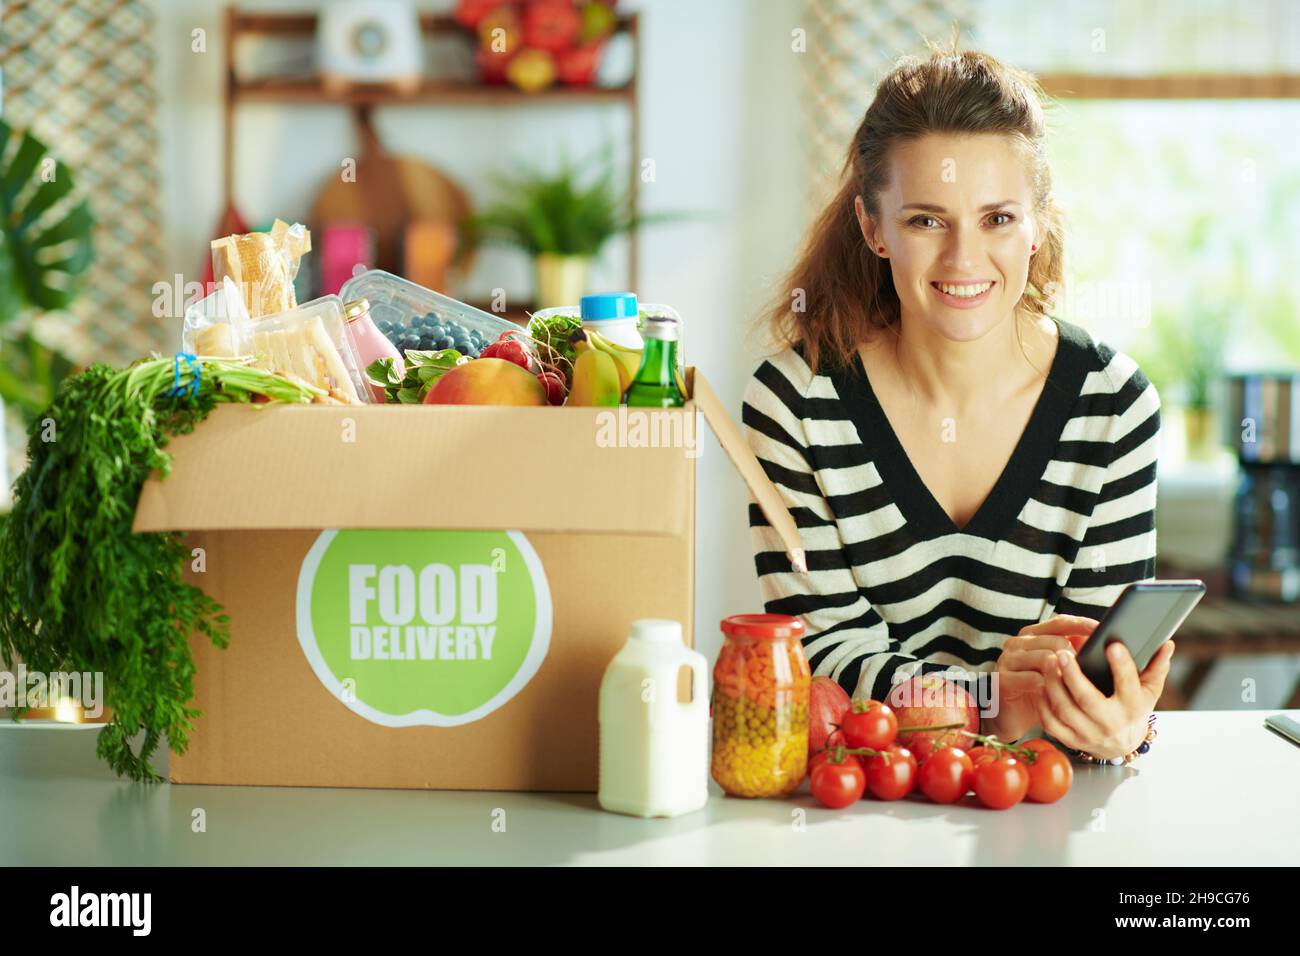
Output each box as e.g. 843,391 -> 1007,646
522,0 -> 580,53
556,41 -> 604,86
885,674 -> 980,761
809,675 -> 851,755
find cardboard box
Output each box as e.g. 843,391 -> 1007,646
133,370 -> 802,791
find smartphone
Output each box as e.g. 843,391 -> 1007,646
1264,713 -> 1300,749
1076,580 -> 1206,695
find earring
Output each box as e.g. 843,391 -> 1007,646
877,246 -> 886,254
1031,244 -> 1038,252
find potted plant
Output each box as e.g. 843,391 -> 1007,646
466,147 -> 662,308
0,118 -> 94,720
1135,306 -> 1229,460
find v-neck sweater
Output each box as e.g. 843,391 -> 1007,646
741,317 -> 1162,702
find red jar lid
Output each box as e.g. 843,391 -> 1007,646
720,613 -> 805,641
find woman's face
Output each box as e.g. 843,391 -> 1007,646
856,132 -> 1041,342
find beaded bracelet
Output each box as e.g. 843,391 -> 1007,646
1073,713 -> 1158,766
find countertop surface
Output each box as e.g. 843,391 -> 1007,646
3,710 -> 1298,866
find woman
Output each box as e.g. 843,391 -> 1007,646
743,46 -> 1173,763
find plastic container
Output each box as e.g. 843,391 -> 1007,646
182,276 -> 252,357
339,269 -> 517,360
711,613 -> 810,798
343,298 -> 403,403
598,619 -> 709,818
245,294 -> 370,404
581,292 -> 642,350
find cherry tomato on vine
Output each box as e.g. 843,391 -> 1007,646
863,744 -> 917,800
1021,738 -> 1058,755
811,759 -> 866,809
917,747 -> 974,804
809,749 -> 862,776
842,702 -> 898,751
973,756 -> 1030,809
1025,747 -> 1073,803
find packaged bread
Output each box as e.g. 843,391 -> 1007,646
211,219 -> 312,319
245,295 -> 369,404
182,276 -> 252,357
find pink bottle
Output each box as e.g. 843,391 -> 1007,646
344,298 -> 403,403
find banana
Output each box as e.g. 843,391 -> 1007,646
566,347 -> 622,406
587,329 -> 643,389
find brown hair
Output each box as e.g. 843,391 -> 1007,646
767,42 -> 1064,374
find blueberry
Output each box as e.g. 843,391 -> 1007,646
403,333 -> 422,349
427,323 -> 445,340
436,336 -> 454,350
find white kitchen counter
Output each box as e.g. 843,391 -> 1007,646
2,710 -> 1296,866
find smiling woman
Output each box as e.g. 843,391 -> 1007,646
744,42 -> 1172,763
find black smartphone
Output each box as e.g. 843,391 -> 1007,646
1076,580 -> 1206,695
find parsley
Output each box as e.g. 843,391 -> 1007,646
0,355 -> 322,781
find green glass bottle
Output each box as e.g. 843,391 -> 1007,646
623,316 -> 685,407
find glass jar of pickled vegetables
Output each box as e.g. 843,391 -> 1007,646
711,614 -> 811,798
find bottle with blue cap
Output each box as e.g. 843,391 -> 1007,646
580,292 -> 643,350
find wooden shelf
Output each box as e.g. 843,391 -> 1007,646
230,11 -> 634,37
221,6 -> 643,291
1038,72 -> 1300,99
235,77 -> 635,106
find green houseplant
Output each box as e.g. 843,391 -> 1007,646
0,118 -> 94,719
0,118 -> 95,474
466,147 -> 665,307
1133,305 -> 1229,460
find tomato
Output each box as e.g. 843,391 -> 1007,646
973,756 -> 1030,810
1021,738 -> 1058,755
809,749 -> 861,777
1026,747 -> 1073,803
917,747 -> 974,804
842,702 -> 898,751
966,745 -> 998,767
863,744 -> 917,800
811,759 -> 866,809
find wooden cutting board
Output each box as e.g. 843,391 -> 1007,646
310,106 -> 473,284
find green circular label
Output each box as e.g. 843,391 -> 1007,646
296,530 -> 552,726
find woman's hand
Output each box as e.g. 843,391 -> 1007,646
1036,639 -> 1176,759
986,615 -> 1100,742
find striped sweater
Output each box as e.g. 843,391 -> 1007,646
742,317 -> 1161,703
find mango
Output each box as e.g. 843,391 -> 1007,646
424,357 -> 547,406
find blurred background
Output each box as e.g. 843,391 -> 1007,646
1,0 -> 1297,712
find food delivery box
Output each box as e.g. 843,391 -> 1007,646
132,369 -> 803,791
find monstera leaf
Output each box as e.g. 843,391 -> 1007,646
0,118 -> 95,326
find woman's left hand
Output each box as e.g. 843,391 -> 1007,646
1036,640 -> 1176,759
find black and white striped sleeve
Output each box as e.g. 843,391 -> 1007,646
1055,357 -> 1161,620
742,353 -> 899,698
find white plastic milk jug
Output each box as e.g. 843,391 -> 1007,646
598,619 -> 709,818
